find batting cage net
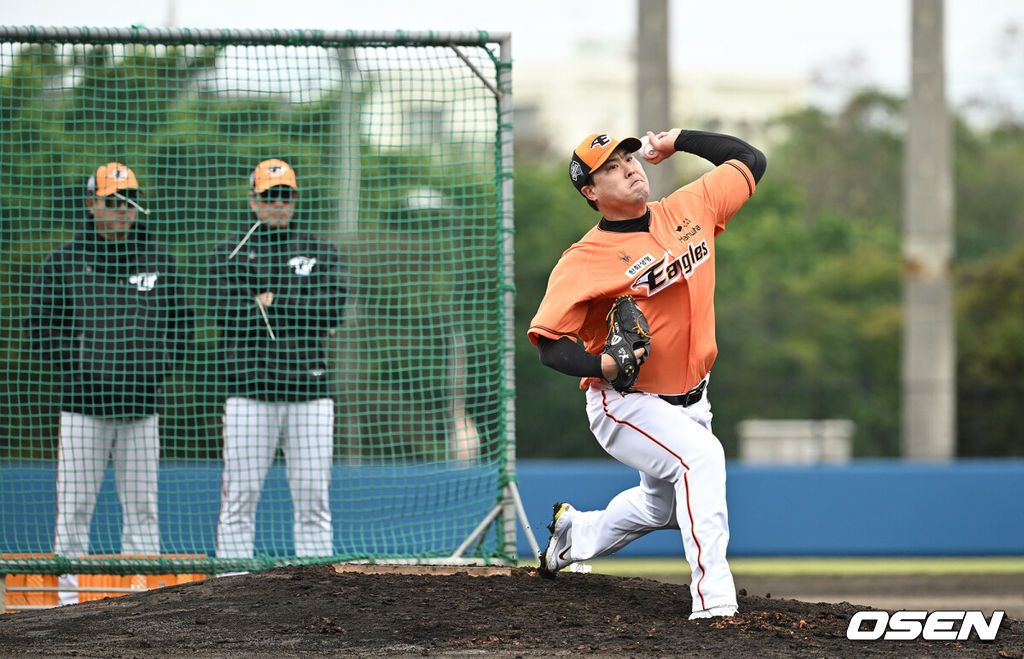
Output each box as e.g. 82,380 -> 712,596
0,25 -> 521,595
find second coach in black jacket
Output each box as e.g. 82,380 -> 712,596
209,159 -> 347,562
208,226 -> 347,402
207,189 -> 347,401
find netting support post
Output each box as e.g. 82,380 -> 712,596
447,34 -> 540,566
495,34 -> 529,564
448,481 -> 540,563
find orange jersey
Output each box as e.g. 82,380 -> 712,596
528,160 -> 756,394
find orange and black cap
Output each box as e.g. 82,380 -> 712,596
569,133 -> 643,194
250,158 -> 298,193
87,162 -> 140,196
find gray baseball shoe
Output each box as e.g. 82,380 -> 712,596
538,502 -> 577,579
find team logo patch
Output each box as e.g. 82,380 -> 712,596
570,160 -> 584,182
289,256 -> 317,276
107,167 -> 132,182
629,241 -> 710,296
128,272 -> 159,291
590,134 -> 611,149
617,250 -> 631,263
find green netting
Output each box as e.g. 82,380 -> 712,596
0,27 -> 516,579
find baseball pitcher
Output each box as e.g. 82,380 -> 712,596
528,129 -> 766,619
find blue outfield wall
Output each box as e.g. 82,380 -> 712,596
1,459 -> 1022,559
516,459 -> 1024,558
0,462 -> 506,559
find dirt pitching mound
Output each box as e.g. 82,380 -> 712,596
1,564 -> 1021,658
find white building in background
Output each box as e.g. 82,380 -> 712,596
513,38 -> 807,155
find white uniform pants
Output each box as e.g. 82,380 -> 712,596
55,412 -> 160,605
216,397 -> 334,560
576,380 -> 736,613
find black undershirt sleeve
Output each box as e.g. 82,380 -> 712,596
673,130 -> 767,184
536,335 -> 604,379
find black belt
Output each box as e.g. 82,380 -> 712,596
658,379 -> 707,407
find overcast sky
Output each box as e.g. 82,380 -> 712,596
5,0 -> 1024,113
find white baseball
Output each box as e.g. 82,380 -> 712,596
638,135 -> 656,158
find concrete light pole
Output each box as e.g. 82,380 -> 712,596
637,0 -> 674,196
902,0 -> 956,459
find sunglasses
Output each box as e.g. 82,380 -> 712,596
94,190 -> 150,215
259,187 -> 295,201
98,189 -> 138,202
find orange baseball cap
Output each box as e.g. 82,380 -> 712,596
87,162 -> 139,196
569,133 -> 642,194
250,158 -> 298,193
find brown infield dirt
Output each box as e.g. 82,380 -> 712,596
1,564 -> 1021,658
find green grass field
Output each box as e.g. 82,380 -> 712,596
519,556 -> 1024,576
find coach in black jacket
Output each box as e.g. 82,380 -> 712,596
27,162 -> 194,604
209,159 -> 347,564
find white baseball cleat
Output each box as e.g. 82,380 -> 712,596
688,604 -> 739,620
538,502 -> 577,579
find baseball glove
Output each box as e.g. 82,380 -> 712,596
602,295 -> 652,392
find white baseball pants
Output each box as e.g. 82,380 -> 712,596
216,397 -> 334,560
573,380 -> 737,613
55,412 -> 160,605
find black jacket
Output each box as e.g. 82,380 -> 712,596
208,223 -> 347,402
27,224 -> 195,418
